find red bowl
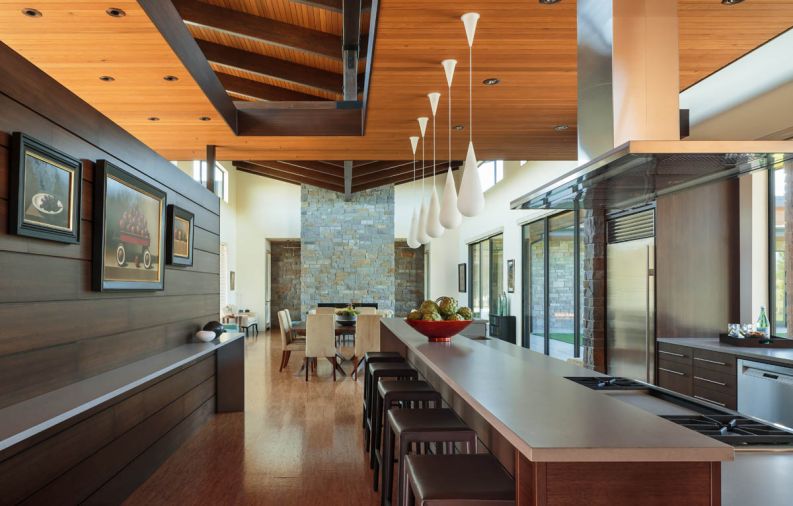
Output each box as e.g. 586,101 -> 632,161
406,319 -> 473,342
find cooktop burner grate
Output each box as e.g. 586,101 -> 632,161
661,415 -> 793,446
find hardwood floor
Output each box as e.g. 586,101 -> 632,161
124,331 -> 378,505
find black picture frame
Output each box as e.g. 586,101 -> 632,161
9,132 -> 82,243
507,259 -> 516,293
458,263 -> 467,293
166,204 -> 194,266
92,160 -> 166,291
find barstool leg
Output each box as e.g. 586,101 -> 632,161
381,417 -> 396,506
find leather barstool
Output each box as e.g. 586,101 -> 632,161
371,381 -> 442,492
363,352 -> 405,434
365,362 -> 418,454
403,454 -> 515,506
383,409 -> 477,506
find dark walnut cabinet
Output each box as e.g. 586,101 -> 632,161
657,342 -> 737,409
489,315 -> 516,344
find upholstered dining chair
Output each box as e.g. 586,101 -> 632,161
278,310 -> 305,372
352,314 -> 381,380
304,314 -> 339,381
357,307 -> 378,315
315,307 -> 337,315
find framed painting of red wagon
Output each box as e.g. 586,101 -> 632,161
92,160 -> 166,291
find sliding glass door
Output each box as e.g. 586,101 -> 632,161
522,211 -> 582,360
469,234 -> 503,318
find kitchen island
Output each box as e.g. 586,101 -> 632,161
381,319 -> 732,506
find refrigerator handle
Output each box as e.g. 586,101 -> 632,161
645,245 -> 652,382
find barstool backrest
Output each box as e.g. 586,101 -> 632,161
315,307 -> 337,315
357,307 -> 378,315
355,314 -> 380,356
306,314 -> 336,358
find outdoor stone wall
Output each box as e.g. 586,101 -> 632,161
300,184 -> 395,314
582,208 -> 607,372
270,240 -> 301,327
548,237 -> 575,333
395,241 -> 425,316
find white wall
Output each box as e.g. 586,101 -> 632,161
423,160 -> 577,346
234,172 -> 301,318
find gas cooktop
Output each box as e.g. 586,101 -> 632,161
565,376 -> 649,390
661,415 -> 793,447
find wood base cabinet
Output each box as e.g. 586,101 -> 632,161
656,342 -> 736,409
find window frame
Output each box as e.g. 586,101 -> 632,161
769,158 -> 787,336
468,232 -> 504,318
192,160 -> 229,203
521,208 -> 582,358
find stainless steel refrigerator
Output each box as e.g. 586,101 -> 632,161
606,209 -> 655,382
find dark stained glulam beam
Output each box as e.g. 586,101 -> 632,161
244,160 -> 345,179
139,0 -> 237,132
351,160 -> 413,178
290,0 -> 372,14
173,0 -> 345,61
237,166 -> 343,192
197,40 -> 342,95
236,100 -> 362,136
235,162 -> 344,192
359,0 -> 380,133
217,73 -> 326,102
353,161 -> 462,189
342,0 -> 362,100
239,161 -> 344,187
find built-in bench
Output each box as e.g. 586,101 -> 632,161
0,332 -> 245,504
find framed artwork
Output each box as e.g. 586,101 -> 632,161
458,263 -> 467,293
507,259 -> 516,293
9,132 -> 82,243
166,205 -> 194,266
229,271 -> 236,291
92,160 -> 166,291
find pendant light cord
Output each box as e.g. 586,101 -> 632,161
469,44 -> 472,143
449,83 -> 452,170
432,113 -> 436,181
421,136 -> 425,195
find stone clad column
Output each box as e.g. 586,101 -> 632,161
582,208 -> 607,372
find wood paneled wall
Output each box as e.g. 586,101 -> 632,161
0,42 -> 220,409
0,42 -> 221,503
656,179 -> 740,338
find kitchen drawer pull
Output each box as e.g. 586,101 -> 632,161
694,357 -> 727,366
694,395 -> 727,407
694,376 -> 727,387
659,367 -> 686,376
659,350 -> 686,358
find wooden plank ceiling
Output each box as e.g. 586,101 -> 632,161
1,0 -> 792,189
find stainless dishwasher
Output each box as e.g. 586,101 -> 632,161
738,359 -> 793,430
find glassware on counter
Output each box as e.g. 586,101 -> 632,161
727,323 -> 742,338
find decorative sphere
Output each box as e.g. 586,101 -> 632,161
203,321 -> 224,337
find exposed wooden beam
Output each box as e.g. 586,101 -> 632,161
235,161 -> 344,191
217,73 -> 326,102
197,40 -> 342,95
289,0 -> 372,14
235,100 -> 362,136
344,160 -> 353,196
138,0 -> 237,132
353,161 -> 462,189
237,166 -> 343,193
352,160 -> 413,178
174,0 -> 349,61
342,0 -> 362,101
359,0 -> 380,133
245,160 -> 345,179
206,144 -> 216,193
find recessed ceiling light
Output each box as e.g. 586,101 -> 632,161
554,124 -> 569,131
106,7 -> 126,17
22,8 -> 42,17
148,117 -> 160,122
163,75 -> 179,82
539,0 -> 561,4
721,0 -> 744,4
99,75 -> 115,82
199,116 -> 211,121
482,78 -> 500,86
453,124 -> 465,131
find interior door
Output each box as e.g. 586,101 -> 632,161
607,237 -> 655,381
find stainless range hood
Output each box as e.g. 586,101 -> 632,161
510,140 -> 793,210
511,0 -> 793,211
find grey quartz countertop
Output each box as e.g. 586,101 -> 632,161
658,337 -> 793,366
0,332 -> 244,455
383,319 -> 733,463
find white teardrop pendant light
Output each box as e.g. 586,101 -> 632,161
439,59 -> 462,229
407,135 -> 421,249
416,117 -> 431,245
426,92 -> 444,238
457,12 -> 485,217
